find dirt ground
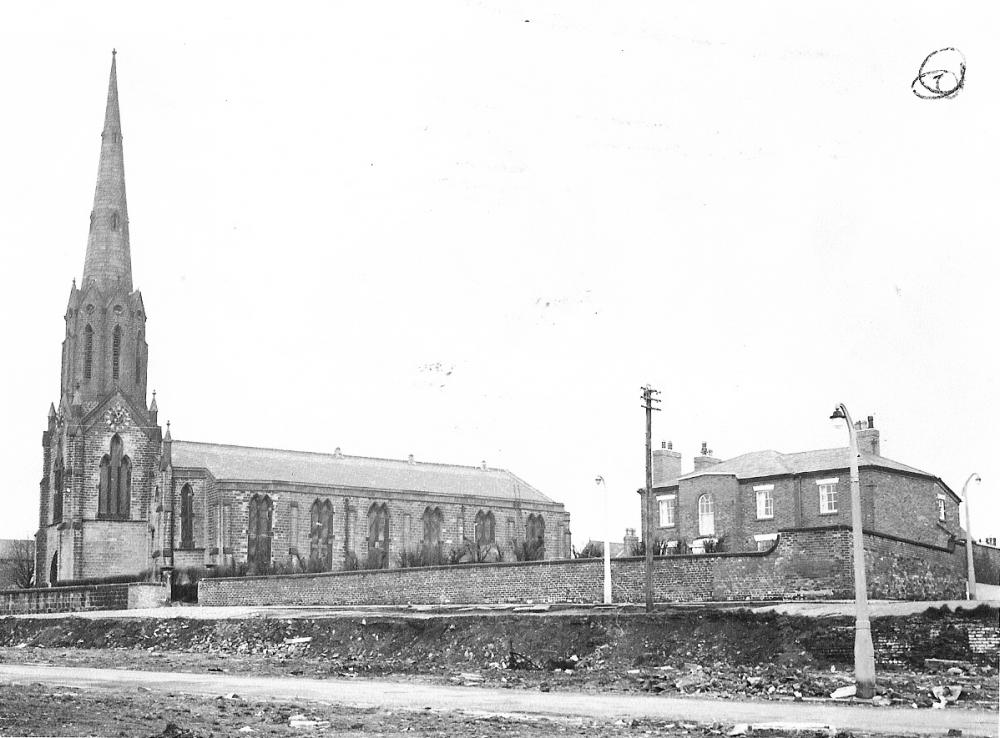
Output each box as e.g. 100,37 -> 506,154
1,607 -> 996,709
0,682 -> 949,737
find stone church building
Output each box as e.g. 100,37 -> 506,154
35,54 -> 571,585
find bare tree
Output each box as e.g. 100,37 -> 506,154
7,539 -> 35,588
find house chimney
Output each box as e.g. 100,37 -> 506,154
652,440 -> 682,487
693,442 -> 722,472
623,528 -> 639,556
855,415 -> 880,456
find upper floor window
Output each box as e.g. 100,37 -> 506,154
754,485 -> 774,520
936,496 -> 946,522
98,433 -> 131,519
698,494 -> 715,536
83,324 -> 94,381
657,494 -> 676,527
817,478 -> 839,514
111,325 -> 122,381
52,445 -> 64,525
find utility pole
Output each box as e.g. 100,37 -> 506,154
640,384 -> 661,613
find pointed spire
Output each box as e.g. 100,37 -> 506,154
82,50 -> 133,293
149,390 -> 158,413
48,402 -> 57,420
164,420 -> 172,442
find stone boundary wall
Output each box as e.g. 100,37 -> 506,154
0,582 -> 168,615
807,615 -> 999,666
201,527 -> 965,607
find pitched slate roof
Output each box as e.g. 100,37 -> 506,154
171,441 -> 557,505
671,447 -> 934,484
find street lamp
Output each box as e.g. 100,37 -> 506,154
830,403 -> 876,699
961,473 -> 982,599
594,476 -> 613,605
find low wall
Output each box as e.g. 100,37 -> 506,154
972,542 -> 1000,586
200,527 -> 965,607
0,582 -> 168,615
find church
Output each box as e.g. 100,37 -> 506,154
35,54 -> 571,585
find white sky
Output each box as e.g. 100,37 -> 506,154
1,2 -> 997,546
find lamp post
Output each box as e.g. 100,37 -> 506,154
830,403 -> 876,699
961,473 -> 981,599
594,476 -> 613,605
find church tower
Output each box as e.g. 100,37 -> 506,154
36,52 -> 163,584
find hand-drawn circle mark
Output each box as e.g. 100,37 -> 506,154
912,47 -> 965,99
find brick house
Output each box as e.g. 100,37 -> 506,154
643,418 -> 962,555
35,53 -> 570,585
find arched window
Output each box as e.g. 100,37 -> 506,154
52,445 -> 64,525
309,499 -> 334,570
247,494 -> 273,571
110,211 -> 119,230
84,324 -> 94,381
474,510 -> 496,546
180,484 -> 194,549
134,332 -> 143,382
367,502 -> 390,567
49,552 -> 58,585
111,325 -> 122,381
698,494 -> 715,537
98,434 -> 130,518
421,506 -> 443,546
525,513 -> 546,559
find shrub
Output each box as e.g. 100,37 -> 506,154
343,550 -> 360,571
511,538 -> 545,562
53,570 -> 156,588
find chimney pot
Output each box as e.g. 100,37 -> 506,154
667,441 -> 673,450
661,441 -> 666,449
700,442 -> 708,455
408,454 -> 415,464
867,415 -> 874,429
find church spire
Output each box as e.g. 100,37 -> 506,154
82,50 -> 132,293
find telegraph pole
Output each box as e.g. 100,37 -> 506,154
640,384 -> 661,612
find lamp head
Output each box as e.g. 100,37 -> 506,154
830,404 -> 848,429
594,475 -> 604,486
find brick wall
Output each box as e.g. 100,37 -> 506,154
972,543 -> 1000,586
0,582 -> 167,615
864,531 -> 965,600
807,616 -> 999,666
200,527 -> 963,606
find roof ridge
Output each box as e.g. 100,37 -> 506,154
172,438 -> 511,474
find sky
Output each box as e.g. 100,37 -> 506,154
0,2 -> 997,546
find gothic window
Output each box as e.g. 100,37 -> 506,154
180,484 -> 194,549
247,494 -> 273,571
49,553 -> 58,585
112,325 -> 122,381
52,446 -> 64,525
110,211 -> 119,230
309,499 -> 334,570
98,434 -> 130,519
474,510 -> 496,546
134,333 -> 143,381
367,502 -> 390,567
526,513 -> 545,557
421,506 -> 443,546
84,324 -> 94,381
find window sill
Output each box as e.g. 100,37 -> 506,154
755,515 -> 774,521
819,510 -> 839,516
